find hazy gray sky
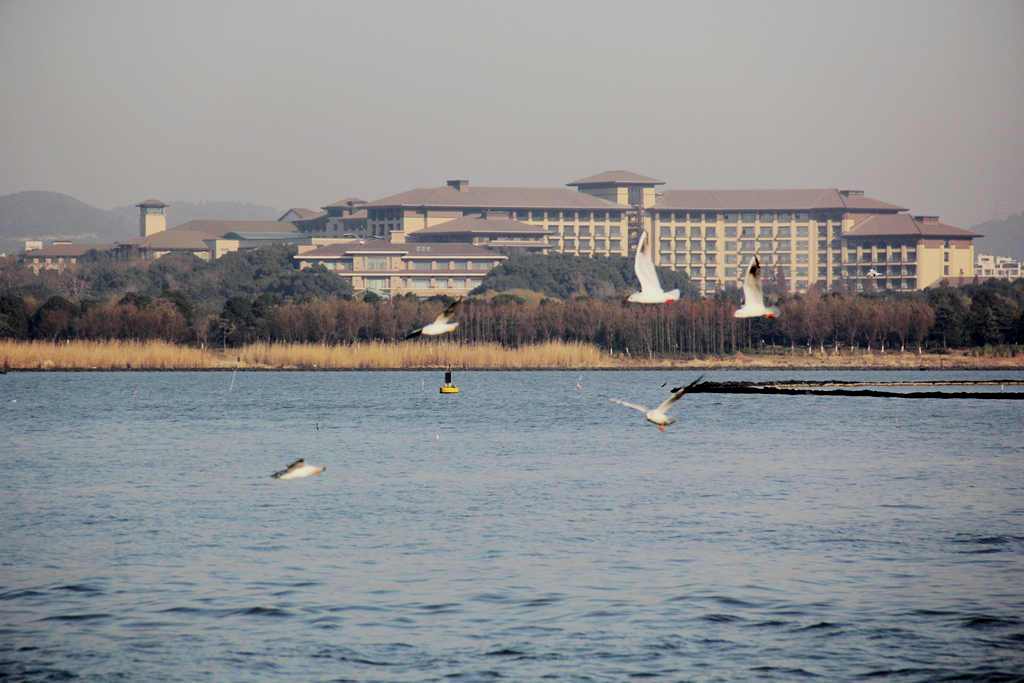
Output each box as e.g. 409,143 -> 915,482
1,0 -> 1021,226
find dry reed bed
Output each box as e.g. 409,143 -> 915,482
237,340 -> 609,369
1,340 -> 1020,370
0,340 -> 220,370
0,339 -> 611,370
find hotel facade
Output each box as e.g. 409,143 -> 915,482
355,171 -> 979,294
22,173 -> 980,298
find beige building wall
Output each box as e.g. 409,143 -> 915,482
140,210 -> 167,237
209,239 -> 240,259
298,250 -> 503,297
577,185 -> 656,207
917,238 -> 974,288
648,210 -> 839,294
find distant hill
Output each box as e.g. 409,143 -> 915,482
0,191 -> 133,249
972,212 -> 1024,260
0,191 -> 281,254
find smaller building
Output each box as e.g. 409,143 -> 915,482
976,253 -> 1022,280
116,219 -> 304,261
292,198 -> 369,238
840,213 -> 979,290
20,241 -> 112,274
405,214 -> 548,252
295,240 -> 506,297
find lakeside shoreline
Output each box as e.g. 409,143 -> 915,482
2,340 -> 1022,372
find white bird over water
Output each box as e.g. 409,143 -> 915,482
609,375 -> 704,432
271,458 -> 326,480
405,297 -> 463,339
734,256 -> 780,319
627,231 -> 680,304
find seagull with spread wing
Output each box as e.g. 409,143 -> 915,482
271,458 -> 326,480
609,375 -> 704,431
405,297 -> 462,339
627,231 -> 680,304
733,256 -> 780,319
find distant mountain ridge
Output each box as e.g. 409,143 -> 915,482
972,212 -> 1024,260
0,191 -> 132,245
0,190 -> 281,252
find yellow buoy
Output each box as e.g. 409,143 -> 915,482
439,366 -> 459,394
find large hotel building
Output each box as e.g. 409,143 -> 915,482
295,170 -> 978,296
25,171 -> 978,298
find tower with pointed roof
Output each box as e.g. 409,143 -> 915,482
136,198 -> 168,237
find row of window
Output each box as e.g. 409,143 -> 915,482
659,226 -> 815,238
32,257 -> 78,264
548,238 -> 624,251
846,250 -> 918,263
545,225 -> 623,237
662,253 -> 811,266
315,258 -> 496,272
657,211 -> 841,224
854,280 -> 917,291
405,277 -> 483,290
360,276 -> 485,290
370,209 -> 845,226
522,210 -> 624,222
407,260 -> 496,271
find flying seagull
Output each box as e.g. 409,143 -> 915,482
733,256 -> 780,319
627,231 -> 680,304
609,375 -> 704,431
271,458 -> 326,480
405,297 -> 462,339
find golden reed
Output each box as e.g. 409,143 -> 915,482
0,339 -> 608,370
0,340 -> 1019,370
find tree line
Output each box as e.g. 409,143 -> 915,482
1,247 -> 1022,353
2,283 -> 1022,354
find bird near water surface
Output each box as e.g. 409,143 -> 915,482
610,375 -> 705,431
271,458 -> 326,480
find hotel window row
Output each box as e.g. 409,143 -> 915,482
655,211 -> 842,224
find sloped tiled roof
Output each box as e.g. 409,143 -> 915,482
222,231 -> 306,241
324,197 -> 368,208
653,189 -> 905,212
297,241 -> 504,259
845,214 -> 979,238
841,194 -> 906,211
278,208 -> 324,220
412,215 -> 546,235
167,220 -> 299,238
136,198 -> 167,208
567,170 -> 665,186
23,243 -> 112,258
364,185 -> 624,210
135,230 -> 213,251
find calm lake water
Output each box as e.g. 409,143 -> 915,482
2,370 -> 1023,681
